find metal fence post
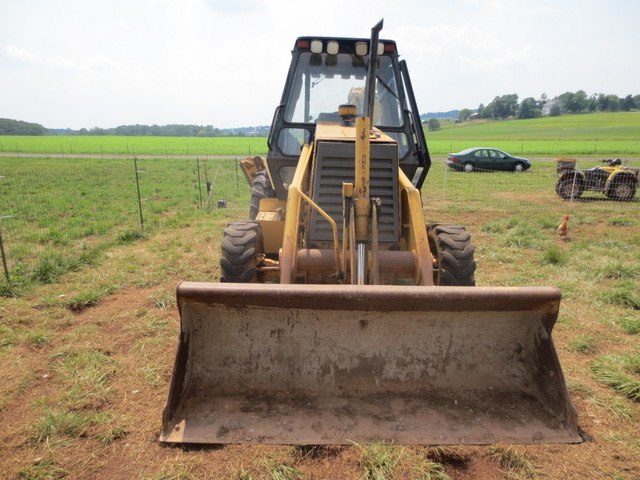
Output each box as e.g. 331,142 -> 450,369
0,229 -> 10,283
0,215 -> 12,283
134,156 -> 145,229
196,158 -> 203,209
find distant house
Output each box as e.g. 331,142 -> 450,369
469,113 -> 480,120
542,99 -> 560,116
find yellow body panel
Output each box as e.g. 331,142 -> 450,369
255,198 -> 286,254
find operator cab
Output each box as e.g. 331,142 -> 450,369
266,36 -> 430,200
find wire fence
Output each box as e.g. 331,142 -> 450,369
0,156 -> 249,288
1,156 -> 638,289
0,138 -> 268,158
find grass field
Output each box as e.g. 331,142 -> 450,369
1,111 -> 639,157
0,114 -> 639,479
0,135 -> 268,157
431,111 -> 640,140
426,111 -> 640,156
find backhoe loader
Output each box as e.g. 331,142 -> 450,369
161,21 -> 580,445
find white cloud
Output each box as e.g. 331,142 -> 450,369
4,46 -> 41,65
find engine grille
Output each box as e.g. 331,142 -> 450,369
308,141 -> 399,244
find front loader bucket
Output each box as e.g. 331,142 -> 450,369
161,282 -> 580,445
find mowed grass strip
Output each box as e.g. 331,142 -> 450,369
0,135 -> 268,156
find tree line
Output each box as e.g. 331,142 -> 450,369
0,119 -> 269,137
0,118 -> 48,136
52,124 -> 270,137
470,91 -> 640,121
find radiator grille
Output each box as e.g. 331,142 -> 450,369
308,141 -> 399,244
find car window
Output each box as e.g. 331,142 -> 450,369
490,150 -> 502,158
474,150 -> 487,158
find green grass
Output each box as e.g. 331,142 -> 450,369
51,348 -> 117,409
63,286 -> 117,312
541,246 -> 570,265
0,135 -> 268,156
427,111 -> 640,155
429,111 -> 640,139
591,354 -> 640,401
32,409 -> 97,443
2,111 -> 639,157
599,284 -> 640,310
489,445 -> 537,478
351,441 -> 452,480
567,335 -> 597,354
0,155 -> 250,292
17,458 -> 68,479
354,441 -> 401,480
618,316 -> 640,335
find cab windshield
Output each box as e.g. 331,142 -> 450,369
284,52 -> 403,127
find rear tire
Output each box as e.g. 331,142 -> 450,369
220,221 -> 262,283
249,170 -> 276,220
463,162 -> 475,173
605,177 -> 637,201
427,224 -> 476,286
556,177 -> 584,200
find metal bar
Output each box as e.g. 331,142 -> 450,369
0,230 -> 10,283
133,156 -> 144,229
354,117 -> 371,245
280,143 -> 313,283
365,19 -> 383,120
399,170 -> 434,285
296,190 -> 341,279
370,198 -> 381,284
196,158 -> 203,209
296,249 -> 415,275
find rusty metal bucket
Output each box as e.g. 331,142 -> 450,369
160,282 -> 580,445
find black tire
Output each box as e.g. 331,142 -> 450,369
220,221 -> 262,283
556,177 -> 584,200
463,162 -> 475,173
605,176 -> 637,201
249,170 -> 276,220
513,161 -> 525,172
427,224 -> 476,286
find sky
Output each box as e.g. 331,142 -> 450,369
1,0 -> 639,130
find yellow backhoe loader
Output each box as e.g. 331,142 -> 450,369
161,21 -> 580,445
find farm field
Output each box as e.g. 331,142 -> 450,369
429,111 -> 640,156
0,116 -> 640,479
0,135 -> 268,158
1,111 -> 640,158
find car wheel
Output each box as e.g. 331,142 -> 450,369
556,178 -> 584,200
463,162 -> 474,173
513,162 -> 525,172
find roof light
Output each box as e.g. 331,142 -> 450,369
326,40 -> 339,55
310,40 -> 323,54
355,42 -> 368,56
296,39 -> 309,50
377,42 -> 384,55
383,42 -> 396,53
